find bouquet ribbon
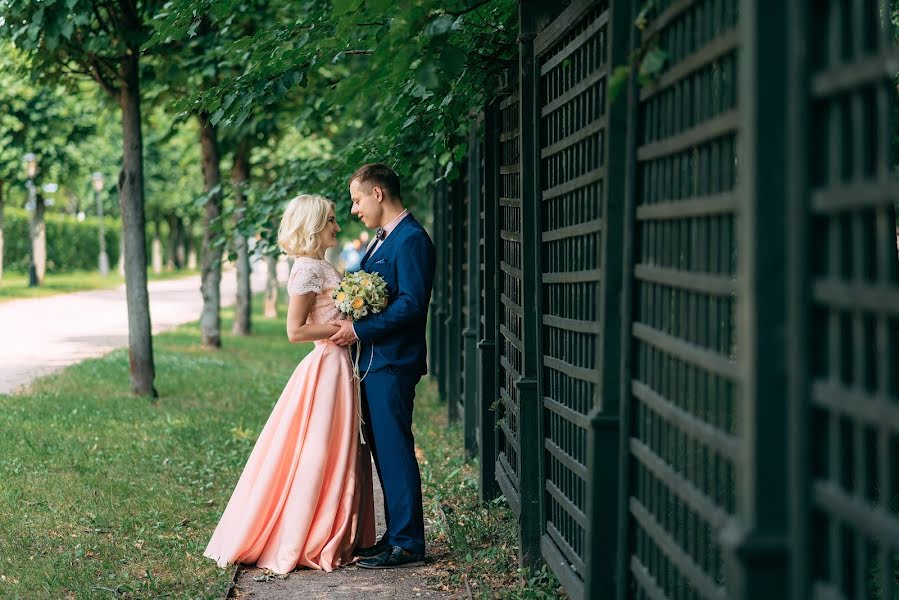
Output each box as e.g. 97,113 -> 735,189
348,341 -> 375,445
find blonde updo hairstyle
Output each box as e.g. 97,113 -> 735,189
277,194 -> 336,257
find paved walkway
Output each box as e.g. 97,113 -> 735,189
0,261 -> 280,394
231,470 -> 454,600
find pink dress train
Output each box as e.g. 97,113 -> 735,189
204,257 -> 375,573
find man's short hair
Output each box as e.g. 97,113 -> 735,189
349,163 -> 402,200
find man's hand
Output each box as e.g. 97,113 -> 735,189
329,320 -> 358,346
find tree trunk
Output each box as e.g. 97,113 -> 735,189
187,244 -> 198,269
263,254 -> 279,318
118,52 -> 156,397
166,214 -> 180,269
152,218 -> 163,274
0,179 -> 4,284
178,218 -> 188,268
198,112 -> 223,348
32,193 -> 46,283
231,139 -> 252,335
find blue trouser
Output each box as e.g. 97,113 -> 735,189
361,368 -> 425,555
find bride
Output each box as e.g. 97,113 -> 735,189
204,194 -> 375,573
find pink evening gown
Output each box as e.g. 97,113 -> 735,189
204,256 -> 375,574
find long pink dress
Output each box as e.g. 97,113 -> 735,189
204,257 -> 375,573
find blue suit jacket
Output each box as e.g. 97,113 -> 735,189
353,214 -> 436,376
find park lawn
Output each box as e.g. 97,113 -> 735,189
0,268 -> 200,302
0,296 -> 563,599
0,299 -> 298,599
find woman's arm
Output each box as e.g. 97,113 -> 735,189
286,293 -> 341,343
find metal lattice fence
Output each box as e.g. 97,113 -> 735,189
626,0 -> 739,597
804,1 -> 899,598
536,0 -> 609,591
428,1 -> 898,598
496,78 -> 524,513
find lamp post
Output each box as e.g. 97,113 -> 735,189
22,153 -> 38,287
92,172 -> 109,275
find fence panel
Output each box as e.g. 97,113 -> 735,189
496,71 -> 524,515
534,0 -> 618,595
623,1 -> 741,598
799,2 -> 899,599
433,178 -> 449,403
446,176 -> 466,423
458,166 -> 470,424
432,2 -> 897,598
464,124 -> 482,455
479,102 -> 501,502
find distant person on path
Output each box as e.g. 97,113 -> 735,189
204,194 -> 375,574
340,237 -> 364,272
329,163 -> 436,569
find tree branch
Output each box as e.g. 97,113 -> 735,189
91,3 -> 114,35
444,0 -> 495,17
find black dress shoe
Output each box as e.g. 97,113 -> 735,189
354,540 -> 389,558
356,545 -> 425,569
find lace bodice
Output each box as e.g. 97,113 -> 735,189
287,257 -> 346,325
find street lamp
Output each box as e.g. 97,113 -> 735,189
22,153 -> 38,287
92,172 -> 109,275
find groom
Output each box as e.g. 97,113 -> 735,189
329,163 -> 436,569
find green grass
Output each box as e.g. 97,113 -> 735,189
0,293 -> 563,599
415,387 -> 565,599
0,269 -> 200,302
0,299 -> 302,599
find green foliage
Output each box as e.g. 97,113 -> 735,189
0,40 -> 115,211
148,0 -> 519,247
607,0 -> 668,104
0,0 -> 154,97
2,207 -> 120,273
3,0 -> 520,266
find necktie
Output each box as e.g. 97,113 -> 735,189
375,227 -> 386,241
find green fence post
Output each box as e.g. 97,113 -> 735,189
479,102 -> 500,502
447,175 -> 466,424
463,123 -> 482,457
429,184 -> 443,390
516,0 -> 556,569
720,1 -> 791,596
436,179 -> 449,404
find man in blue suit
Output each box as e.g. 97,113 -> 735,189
329,163 -> 436,569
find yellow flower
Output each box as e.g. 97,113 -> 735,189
362,278 -> 371,287
336,291 -> 347,303
351,297 -> 365,310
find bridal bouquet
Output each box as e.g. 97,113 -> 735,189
332,270 -> 389,320
333,269 -> 389,445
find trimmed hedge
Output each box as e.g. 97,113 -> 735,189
1,207 -> 120,273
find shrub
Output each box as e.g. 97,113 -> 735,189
1,207 -> 120,273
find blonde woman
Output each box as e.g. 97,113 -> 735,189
204,195 -> 375,574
